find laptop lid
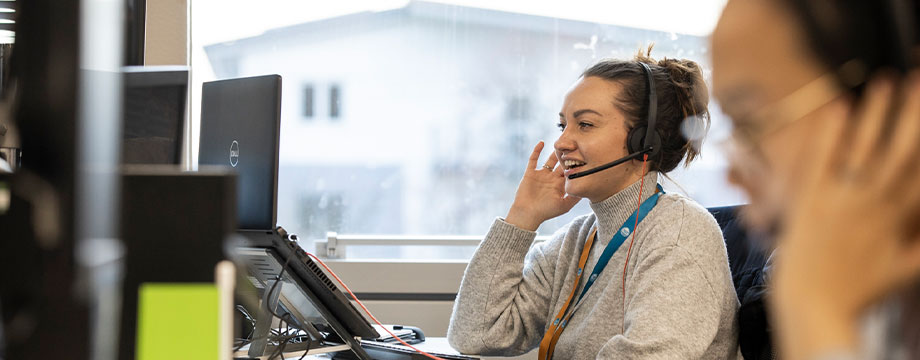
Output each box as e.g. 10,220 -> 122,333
198,74 -> 281,230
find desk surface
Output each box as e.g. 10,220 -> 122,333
235,337 -> 476,360
358,337 -> 476,359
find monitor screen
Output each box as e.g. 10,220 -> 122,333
122,66 -> 188,165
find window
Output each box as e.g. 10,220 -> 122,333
191,1 -> 739,259
329,84 -> 340,119
506,96 -> 531,123
298,192 -> 344,238
303,85 -> 314,118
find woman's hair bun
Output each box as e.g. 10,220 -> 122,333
647,51 -> 711,168
655,56 -> 710,119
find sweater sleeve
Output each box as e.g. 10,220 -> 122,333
597,236 -> 736,360
447,218 -> 563,356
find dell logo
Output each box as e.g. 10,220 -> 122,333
229,140 -> 240,167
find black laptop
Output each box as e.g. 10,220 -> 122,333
199,75 -> 281,231
197,75 -> 382,357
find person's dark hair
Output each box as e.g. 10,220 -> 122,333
582,46 -> 710,173
780,0 -> 919,92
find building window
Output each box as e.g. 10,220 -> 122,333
303,85 -> 314,119
506,96 -> 532,122
329,85 -> 340,120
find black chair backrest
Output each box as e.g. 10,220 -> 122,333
706,205 -> 770,301
707,205 -> 776,360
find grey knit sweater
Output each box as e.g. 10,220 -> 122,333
448,172 -> 740,359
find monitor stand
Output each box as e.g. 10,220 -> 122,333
238,241 -> 371,359
248,279 -> 342,357
247,279 -> 281,357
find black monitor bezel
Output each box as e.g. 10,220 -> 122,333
122,65 -> 189,166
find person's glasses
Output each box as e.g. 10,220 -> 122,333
729,71 -> 844,151
727,59 -> 870,155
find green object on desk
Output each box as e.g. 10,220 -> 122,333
136,283 -> 219,360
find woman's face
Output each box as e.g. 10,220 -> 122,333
555,76 -> 642,203
711,0 -> 843,233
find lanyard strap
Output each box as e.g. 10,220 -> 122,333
538,184 -> 662,360
577,185 -> 662,303
538,228 -> 596,360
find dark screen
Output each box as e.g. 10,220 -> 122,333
122,67 -> 188,165
123,85 -> 184,164
198,75 -> 281,230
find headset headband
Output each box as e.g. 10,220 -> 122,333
638,62 -> 658,153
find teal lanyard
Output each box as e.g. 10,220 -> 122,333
576,184 -> 663,303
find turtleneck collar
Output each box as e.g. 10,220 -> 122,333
588,171 -> 659,244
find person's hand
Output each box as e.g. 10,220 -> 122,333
504,141 -> 581,231
772,73 -> 920,360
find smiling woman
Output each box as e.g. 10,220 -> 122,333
447,49 -> 740,359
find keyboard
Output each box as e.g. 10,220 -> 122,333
332,337 -> 478,360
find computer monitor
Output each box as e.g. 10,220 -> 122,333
198,75 -> 280,230
122,66 -> 188,165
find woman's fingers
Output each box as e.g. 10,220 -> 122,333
786,100 -> 847,222
552,153 -> 566,176
543,151 -> 559,171
807,100 -> 849,180
846,75 -> 895,172
527,141 -> 545,171
880,72 -> 920,188
901,240 -> 920,284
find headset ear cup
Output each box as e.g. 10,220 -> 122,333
627,126 -> 646,154
627,126 -> 663,159
646,131 -> 662,158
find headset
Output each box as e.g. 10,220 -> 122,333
567,62 -> 661,179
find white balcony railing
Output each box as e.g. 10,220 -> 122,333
316,232 -> 552,258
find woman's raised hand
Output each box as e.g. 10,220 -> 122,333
504,141 -> 581,231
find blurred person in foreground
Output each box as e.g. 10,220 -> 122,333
711,0 -> 920,359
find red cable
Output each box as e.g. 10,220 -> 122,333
621,154 -> 649,333
305,253 -> 447,360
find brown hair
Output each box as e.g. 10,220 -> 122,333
582,45 -> 710,173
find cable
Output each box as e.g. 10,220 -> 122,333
268,318 -> 287,360
621,154 -> 649,333
304,253 -> 448,360
296,335 -> 313,360
235,253 -> 304,354
233,305 -> 257,352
